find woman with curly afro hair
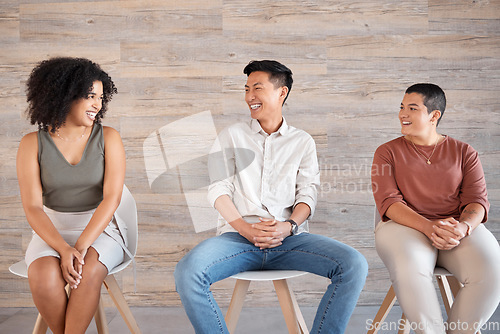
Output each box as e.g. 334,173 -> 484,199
17,57 -> 126,334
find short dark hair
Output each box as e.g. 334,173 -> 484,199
26,57 -> 117,132
243,60 -> 293,104
405,83 -> 446,126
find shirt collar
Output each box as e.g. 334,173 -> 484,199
250,117 -> 290,136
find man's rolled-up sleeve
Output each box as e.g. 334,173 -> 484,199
207,130 -> 236,208
294,137 -> 320,217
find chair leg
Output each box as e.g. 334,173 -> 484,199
225,279 -> 251,334
273,279 -> 301,334
94,294 -> 110,334
446,275 -> 462,298
437,275 -> 454,316
33,313 -> 48,334
367,285 -> 398,334
289,286 -> 309,334
103,275 -> 142,334
398,313 -> 410,334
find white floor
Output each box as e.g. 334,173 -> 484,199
1,305 -> 499,333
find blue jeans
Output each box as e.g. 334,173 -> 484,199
175,232 -> 368,333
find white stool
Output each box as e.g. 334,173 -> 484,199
225,270 -> 309,334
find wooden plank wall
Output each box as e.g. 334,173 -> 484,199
1,0 -> 499,309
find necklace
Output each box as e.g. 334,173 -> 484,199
56,127 -> 87,142
409,135 -> 439,165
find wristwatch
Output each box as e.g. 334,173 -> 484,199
462,221 -> 472,236
285,219 -> 299,235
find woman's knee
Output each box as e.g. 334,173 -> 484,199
376,246 -> 435,285
28,257 -> 66,293
82,263 -> 106,284
485,263 -> 500,299
466,257 -> 500,292
79,250 -> 107,289
445,225 -> 500,289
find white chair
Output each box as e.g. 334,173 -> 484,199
225,270 -> 309,334
369,208 -> 481,334
9,184 -> 141,334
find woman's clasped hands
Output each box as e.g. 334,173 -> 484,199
59,245 -> 85,289
428,218 -> 468,250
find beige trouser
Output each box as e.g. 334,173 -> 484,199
375,221 -> 500,334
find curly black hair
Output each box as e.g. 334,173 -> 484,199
26,57 -> 117,132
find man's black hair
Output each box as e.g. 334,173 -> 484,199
243,60 -> 293,105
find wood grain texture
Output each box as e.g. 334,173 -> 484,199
0,0 -> 499,310
429,0 -> 500,35
223,0 -> 429,36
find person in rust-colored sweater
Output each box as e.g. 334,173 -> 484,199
371,83 -> 500,334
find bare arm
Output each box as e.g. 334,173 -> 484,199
17,132 -> 84,287
74,127 -> 125,256
459,203 -> 485,231
431,202 -> 486,246
385,202 -> 434,237
288,202 -> 311,226
385,202 -> 458,249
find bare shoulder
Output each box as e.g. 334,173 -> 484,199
18,131 -> 38,151
102,126 -> 122,141
102,125 -> 120,136
17,131 -> 39,169
102,126 -> 124,155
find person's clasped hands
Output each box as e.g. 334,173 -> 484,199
429,218 -> 468,250
59,245 -> 85,289
240,217 -> 293,249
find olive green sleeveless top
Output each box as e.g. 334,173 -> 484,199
38,124 -> 104,212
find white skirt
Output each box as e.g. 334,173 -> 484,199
25,206 -> 126,273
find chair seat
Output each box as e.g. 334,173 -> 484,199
226,270 -> 309,334
231,270 -> 308,281
434,267 -> 452,276
9,260 -> 28,278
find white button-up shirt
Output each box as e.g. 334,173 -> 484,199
208,118 -> 320,235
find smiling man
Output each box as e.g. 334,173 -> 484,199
175,60 -> 368,334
